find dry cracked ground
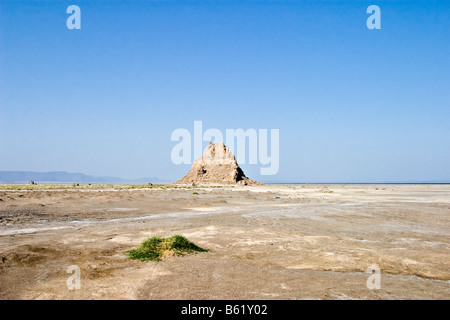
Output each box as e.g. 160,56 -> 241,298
0,184 -> 449,299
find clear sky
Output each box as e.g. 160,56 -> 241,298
1,0 -> 449,183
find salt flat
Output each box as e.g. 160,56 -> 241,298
0,184 -> 449,299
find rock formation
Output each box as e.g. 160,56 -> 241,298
175,142 -> 262,185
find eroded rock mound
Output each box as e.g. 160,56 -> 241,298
175,142 -> 262,185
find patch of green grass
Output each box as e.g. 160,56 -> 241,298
192,191 -> 199,195
17,194 -> 24,198
126,235 -> 209,262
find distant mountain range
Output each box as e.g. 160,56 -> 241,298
0,171 -> 167,184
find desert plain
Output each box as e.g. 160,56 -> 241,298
0,184 -> 449,300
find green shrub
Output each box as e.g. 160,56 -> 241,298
126,235 -> 208,262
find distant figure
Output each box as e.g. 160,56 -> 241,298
73,183 -> 79,187
147,182 -> 153,186
28,181 -> 36,185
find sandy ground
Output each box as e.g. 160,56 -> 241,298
0,184 -> 449,300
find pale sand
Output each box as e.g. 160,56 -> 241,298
0,184 -> 449,299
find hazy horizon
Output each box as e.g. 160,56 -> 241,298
0,170 -> 449,185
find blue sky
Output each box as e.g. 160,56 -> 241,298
1,0 -> 449,183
